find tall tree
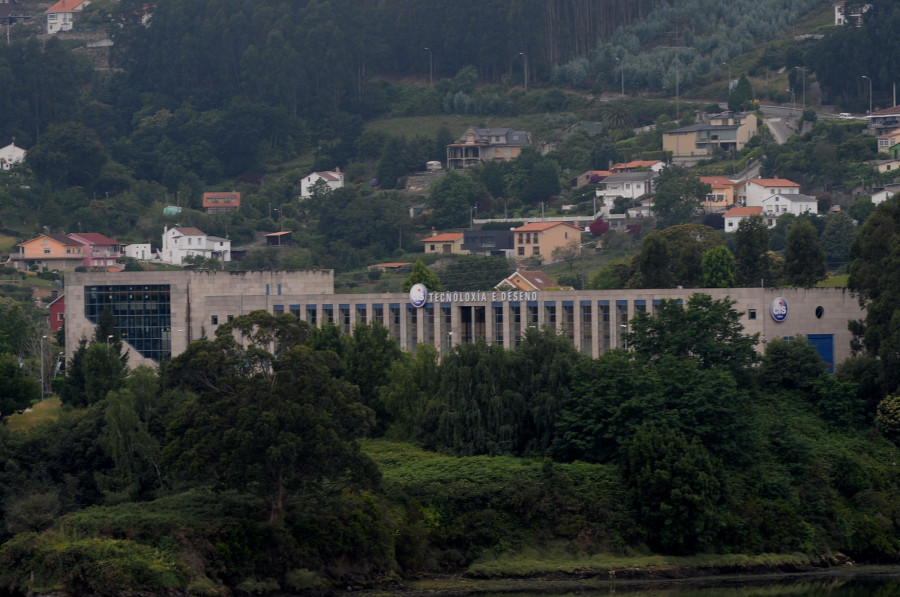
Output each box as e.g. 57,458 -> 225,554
651,166 -> 711,226
701,246 -> 737,288
402,260 -> 444,292
630,232 -> 673,289
734,215 -> 770,287
784,219 -> 826,287
0,353 -> 40,421
430,170 -> 481,228
820,211 -> 857,268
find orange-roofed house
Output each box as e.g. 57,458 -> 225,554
421,232 -> 465,255
496,270 -> 565,291
723,206 -> 763,232
738,178 -> 801,207
699,176 -> 739,211
45,0 -> 91,34
203,191 -> 241,215
513,221 -> 582,264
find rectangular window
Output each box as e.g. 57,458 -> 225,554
544,303 -> 556,329
425,305 -> 435,346
493,305 -> 504,346
580,304 -> 592,355
373,304 -> 384,326
273,305 -> 284,316
356,305 -> 367,325
265,284 -> 270,296
406,306 -> 417,350
532,246 -> 540,255
211,315 -> 218,325
527,303 -> 538,328
227,315 -> 235,323
340,305 -> 350,334
441,305 -> 452,355
511,304 -> 522,346
562,304 -> 575,343
290,305 -> 301,319
389,305 -> 401,343
306,305 -> 317,326
616,301 -> 628,349
277,283 -> 282,296
518,247 -> 525,256
748,309 -> 757,320
323,305 -> 334,324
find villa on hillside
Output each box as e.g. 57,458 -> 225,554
446,127 -> 532,170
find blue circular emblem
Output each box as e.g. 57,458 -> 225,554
770,297 -> 788,322
409,283 -> 428,308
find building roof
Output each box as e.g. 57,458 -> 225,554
38,233 -> 80,245
870,106 -> 900,117
421,232 -> 464,243
724,206 -> 763,217
601,171 -> 655,182
666,123 -> 741,134
699,176 -> 737,187
45,0 -> 89,13
313,171 -> 342,182
746,178 -> 801,187
499,270 -> 561,291
514,221 -> 582,233
452,127 -> 532,146
173,227 -> 206,236
766,193 -> 816,203
202,191 -> 241,207
611,160 -> 662,170
68,232 -> 120,245
265,231 -> 292,237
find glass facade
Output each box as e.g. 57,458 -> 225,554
85,284 -> 172,361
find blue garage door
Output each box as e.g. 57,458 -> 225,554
807,334 -> 834,373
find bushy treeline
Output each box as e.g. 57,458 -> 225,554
3,282 -> 900,593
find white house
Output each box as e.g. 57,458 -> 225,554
739,178 -> 801,208
872,184 -> 900,206
761,193 -> 818,226
300,169 -> 344,198
594,171 -> 656,216
159,226 -> 231,266
723,206 -> 763,231
45,0 -> 91,34
0,142 -> 26,170
124,243 -> 152,261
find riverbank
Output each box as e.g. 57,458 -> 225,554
344,563 -> 900,597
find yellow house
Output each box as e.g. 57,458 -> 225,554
699,176 -> 738,211
421,232 -> 465,255
513,221 -> 582,264
663,113 -> 758,158
12,233 -> 84,271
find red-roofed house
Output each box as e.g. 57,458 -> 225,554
300,169 -> 344,198
738,178 -> 801,207
699,176 -> 739,211
421,232 -> 465,255
724,206 -> 763,231
68,233 -> 122,269
610,160 -> 665,173
45,0 -> 90,34
496,270 -> 564,291
513,221 -> 582,264
203,191 -> 241,215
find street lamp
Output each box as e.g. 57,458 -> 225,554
424,47 -> 433,87
107,334 -> 114,348
796,66 -> 805,109
470,205 -> 478,228
723,61 -> 731,92
862,75 -> 873,116
40,335 -> 46,399
519,52 -> 528,92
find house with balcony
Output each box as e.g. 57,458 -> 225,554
159,226 -> 231,265
68,233 -> 122,269
446,127 -> 532,170
421,232 -> 465,255
10,233 -> 85,271
867,106 -> 900,136
45,0 -> 90,34
512,221 -> 582,264
699,176 -> 739,212
834,1 -> 871,26
462,229 -> 515,257
594,171 -> 656,217
202,191 -> 241,215
663,113 -> 758,158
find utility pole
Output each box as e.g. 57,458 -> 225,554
519,52 -> 528,92
862,75 -> 873,116
424,47 -> 433,87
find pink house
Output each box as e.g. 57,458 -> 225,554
67,233 -> 122,269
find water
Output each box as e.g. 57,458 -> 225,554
504,567 -> 900,596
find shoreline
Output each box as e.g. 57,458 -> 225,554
338,563 -> 900,597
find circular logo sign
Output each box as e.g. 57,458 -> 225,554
770,297 -> 788,322
409,283 -> 428,308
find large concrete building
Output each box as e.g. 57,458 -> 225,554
64,271 -> 864,372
